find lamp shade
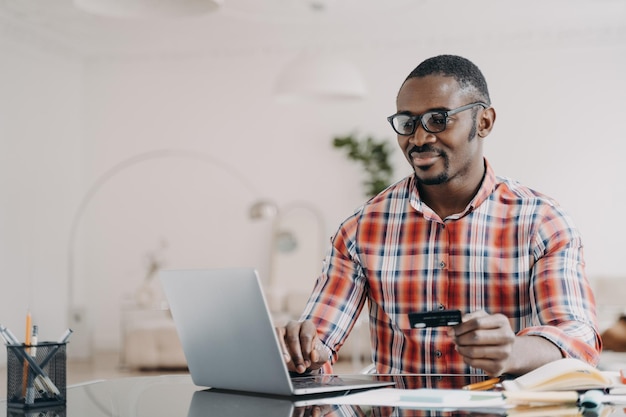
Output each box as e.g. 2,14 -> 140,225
73,0 -> 223,18
248,200 -> 279,220
274,53 -> 368,101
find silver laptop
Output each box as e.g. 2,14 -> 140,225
160,267 -> 393,396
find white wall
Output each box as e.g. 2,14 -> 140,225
0,30 -> 83,363
1,8 -> 625,361
485,44 -> 626,278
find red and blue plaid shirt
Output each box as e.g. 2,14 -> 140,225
303,159 -> 601,375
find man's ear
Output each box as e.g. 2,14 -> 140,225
477,107 -> 496,138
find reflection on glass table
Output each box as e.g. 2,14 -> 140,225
1,374 -> 625,417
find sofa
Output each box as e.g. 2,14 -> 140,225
121,306 -> 187,370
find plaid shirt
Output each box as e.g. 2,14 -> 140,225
302,159 -> 601,375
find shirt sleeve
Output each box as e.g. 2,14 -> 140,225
300,213 -> 368,363
519,202 -> 602,365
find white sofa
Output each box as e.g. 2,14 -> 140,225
121,307 -> 187,370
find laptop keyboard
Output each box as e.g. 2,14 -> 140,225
291,375 -> 349,389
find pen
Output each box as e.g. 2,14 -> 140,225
31,325 -> 38,356
38,328 -> 73,370
462,377 -> 501,391
57,328 -> 74,344
0,325 -> 20,346
0,325 -> 11,344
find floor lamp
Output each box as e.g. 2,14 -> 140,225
249,200 -> 326,317
66,149 -> 267,358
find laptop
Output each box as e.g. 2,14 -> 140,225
159,267 -> 393,396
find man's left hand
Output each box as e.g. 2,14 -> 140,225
449,310 -> 516,376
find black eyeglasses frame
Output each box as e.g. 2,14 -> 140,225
387,102 -> 489,136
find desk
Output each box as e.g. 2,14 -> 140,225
2,374 -> 625,417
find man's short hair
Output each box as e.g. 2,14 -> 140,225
404,55 -> 491,105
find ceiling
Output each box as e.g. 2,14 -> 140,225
0,0 -> 624,58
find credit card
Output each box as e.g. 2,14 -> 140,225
409,310 -> 462,328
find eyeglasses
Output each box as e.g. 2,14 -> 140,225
387,102 -> 488,136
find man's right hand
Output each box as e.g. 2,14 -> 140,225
277,320 -> 330,374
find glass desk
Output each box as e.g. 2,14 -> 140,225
2,374 -> 625,417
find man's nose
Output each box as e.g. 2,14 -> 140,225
409,125 -> 436,147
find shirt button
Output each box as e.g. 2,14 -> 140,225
438,304 -> 445,310
435,350 -> 442,358
439,261 -> 446,268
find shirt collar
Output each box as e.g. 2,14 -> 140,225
409,158 -> 497,219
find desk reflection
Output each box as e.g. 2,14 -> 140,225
4,374 -> 622,417
185,375 -> 622,417
186,389 -> 506,417
185,375 -> 492,417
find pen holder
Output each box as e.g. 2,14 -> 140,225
6,342 -> 67,409
6,404 -> 66,417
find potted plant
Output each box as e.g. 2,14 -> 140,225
332,133 -> 394,198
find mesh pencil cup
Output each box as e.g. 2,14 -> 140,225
6,342 -> 67,409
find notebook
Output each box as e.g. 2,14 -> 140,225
159,267 -> 393,396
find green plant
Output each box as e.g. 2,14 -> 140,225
332,133 -> 394,198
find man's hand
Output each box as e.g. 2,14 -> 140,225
449,310 -> 516,376
292,404 -> 333,417
276,320 -> 331,374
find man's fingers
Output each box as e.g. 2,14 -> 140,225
300,320 -> 331,369
275,327 -> 292,363
279,320 -> 330,374
463,310 -> 487,320
454,311 -> 507,339
299,320 -> 317,363
451,312 -> 516,376
284,321 -> 308,373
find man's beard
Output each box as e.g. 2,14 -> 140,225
417,170 -> 449,185
409,143 -> 450,185
415,156 -> 449,185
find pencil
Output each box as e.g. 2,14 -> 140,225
24,311 -> 32,347
462,377 -> 501,391
22,311 -> 32,397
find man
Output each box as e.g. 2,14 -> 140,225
278,54 -> 601,377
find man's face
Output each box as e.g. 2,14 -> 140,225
395,75 -> 484,186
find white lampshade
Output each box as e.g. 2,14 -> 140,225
248,200 -> 279,220
274,53 -> 368,101
73,0 -> 223,18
